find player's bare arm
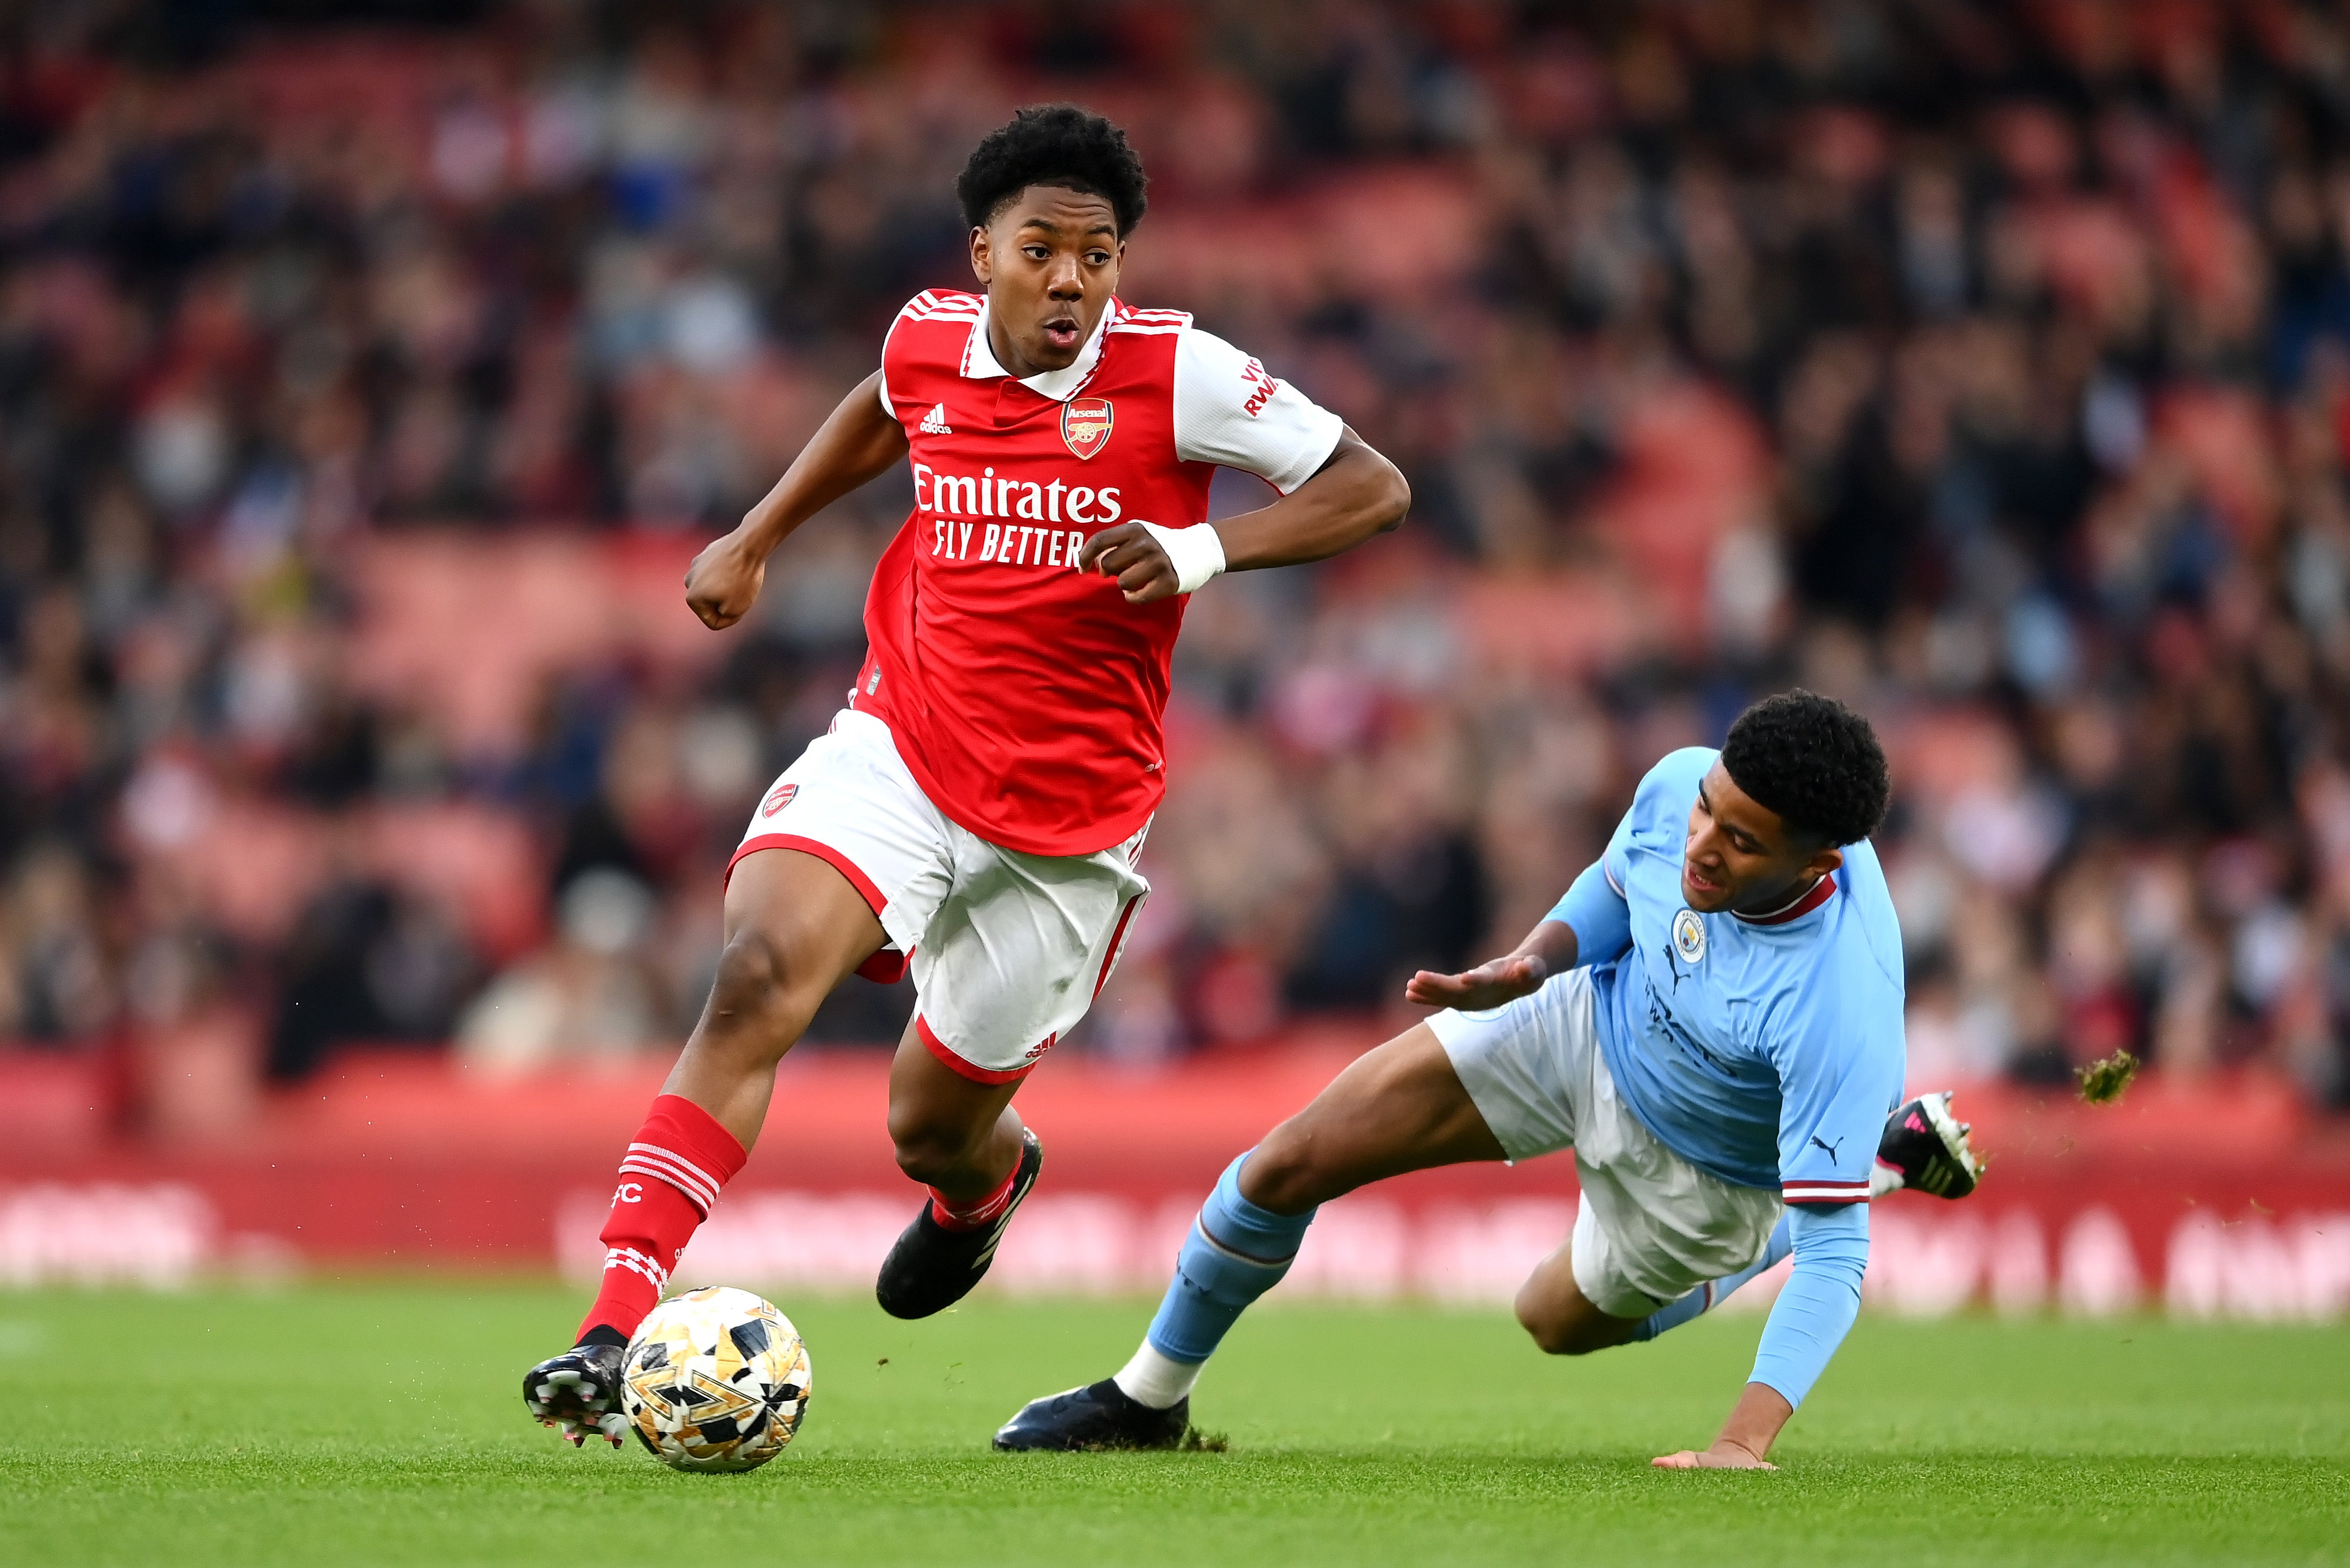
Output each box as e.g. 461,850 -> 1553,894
1402,918 -> 1579,1012
685,177 -> 1121,633
1080,429 -> 1409,603
684,371 -> 909,630
1653,1370 -> 1797,1470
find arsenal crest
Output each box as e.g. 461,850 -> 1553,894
1062,398 -> 1113,460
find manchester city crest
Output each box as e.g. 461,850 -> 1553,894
1672,908 -> 1706,965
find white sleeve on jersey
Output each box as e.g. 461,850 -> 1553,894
1171,325 -> 1344,495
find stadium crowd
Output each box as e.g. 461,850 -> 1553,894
5,0 -> 2350,1114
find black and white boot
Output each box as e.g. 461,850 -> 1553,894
875,1127 -> 1044,1319
521,1339 -> 629,1448
1873,1090 -> 1983,1199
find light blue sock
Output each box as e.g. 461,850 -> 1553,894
1630,1213 -> 1793,1343
1143,1151 -> 1317,1364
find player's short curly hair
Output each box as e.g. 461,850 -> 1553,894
1720,689 -> 1891,848
956,104 -> 1148,236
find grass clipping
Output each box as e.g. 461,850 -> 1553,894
2076,1049 -> 2139,1105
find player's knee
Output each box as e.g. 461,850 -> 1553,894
699,930 -> 819,1057
1516,1309 -> 1593,1357
1514,1283 -> 1604,1356
1236,1123 -> 1331,1215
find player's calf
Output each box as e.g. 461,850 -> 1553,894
872,1030 -> 1050,1318
665,848 -> 892,1119
690,928 -> 832,1069
875,1126 -> 1045,1319
1237,1022 -> 1509,1215
1232,1120 -> 1341,1215
886,1094 -> 1024,1196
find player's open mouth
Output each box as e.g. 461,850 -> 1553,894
1682,863 -> 1725,896
1041,317 -> 1081,350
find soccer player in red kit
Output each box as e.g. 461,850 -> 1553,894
523,105 -> 1411,1444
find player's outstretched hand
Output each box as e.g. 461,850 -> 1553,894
1078,523 -> 1180,603
685,530 -> 768,629
1651,1444 -> 1777,1471
1404,953 -> 1547,1012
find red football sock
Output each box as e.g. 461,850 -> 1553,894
576,1094 -> 748,1345
928,1155 -> 1021,1233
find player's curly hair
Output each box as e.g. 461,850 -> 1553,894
1720,689 -> 1890,848
956,104 -> 1148,236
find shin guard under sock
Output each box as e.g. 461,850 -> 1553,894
576,1094 -> 747,1345
1128,1151 -> 1315,1386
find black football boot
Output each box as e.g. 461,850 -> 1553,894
1874,1090 -> 1983,1199
994,1379 -> 1189,1452
521,1333 -> 629,1448
875,1127 -> 1044,1319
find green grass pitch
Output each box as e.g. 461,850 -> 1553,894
1,1282 -> 2345,1566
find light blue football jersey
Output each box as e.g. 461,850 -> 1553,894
1554,746 -> 1907,1200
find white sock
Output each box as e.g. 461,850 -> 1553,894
1112,1340 -> 1204,1410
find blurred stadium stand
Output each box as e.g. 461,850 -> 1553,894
2,1045 -> 2345,1316
6,0 -> 2350,1185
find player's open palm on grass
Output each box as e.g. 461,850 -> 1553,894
1404,952 -> 1550,1012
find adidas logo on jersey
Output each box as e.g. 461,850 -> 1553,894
919,403 -> 952,435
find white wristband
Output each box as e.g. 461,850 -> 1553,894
1137,522 -> 1226,595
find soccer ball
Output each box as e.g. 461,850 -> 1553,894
621,1286 -> 812,1473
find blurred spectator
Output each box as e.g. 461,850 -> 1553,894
457,866 -> 659,1074
4,1 -> 2350,1113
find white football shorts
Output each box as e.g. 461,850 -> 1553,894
729,709 -> 1148,1083
1429,966 -> 1784,1319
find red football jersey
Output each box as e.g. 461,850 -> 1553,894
853,289 -> 1340,856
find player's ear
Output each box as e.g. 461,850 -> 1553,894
971,226 -> 993,284
1802,844 -> 1845,881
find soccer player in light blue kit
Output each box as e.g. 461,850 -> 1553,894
997,690 -> 1981,1466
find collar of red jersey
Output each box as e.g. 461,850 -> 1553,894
959,304 -> 1111,402
1729,872 -> 1837,926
